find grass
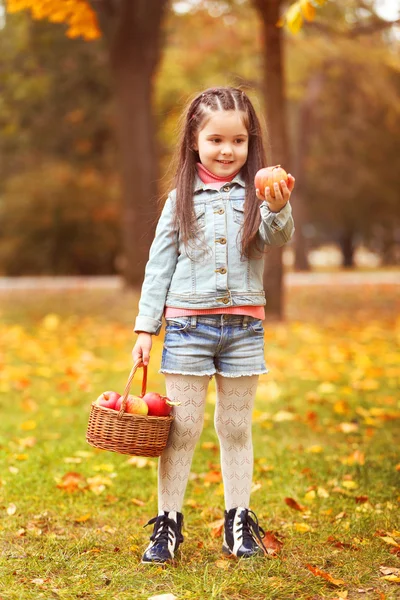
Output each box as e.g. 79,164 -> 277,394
0,281 -> 399,599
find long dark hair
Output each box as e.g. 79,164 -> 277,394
169,87 -> 267,259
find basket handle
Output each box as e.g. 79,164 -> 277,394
117,359 -> 148,417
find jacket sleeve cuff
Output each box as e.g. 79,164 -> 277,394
260,200 -> 292,232
133,315 -> 162,336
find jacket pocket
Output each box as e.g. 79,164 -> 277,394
231,201 -> 245,225
194,204 -> 206,229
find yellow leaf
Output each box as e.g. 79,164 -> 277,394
341,480 -> 358,490
74,514 -> 91,523
285,2 -> 303,34
41,313 -> 60,331
381,575 -> 400,582
334,400 -> 349,415
317,487 -> 329,498
381,536 -> 400,548
21,420 -> 37,431
15,454 -> 28,461
294,522 -> 311,533
273,410 -> 296,422
304,490 -> 316,501
306,445 -> 324,453
300,0 -> 316,21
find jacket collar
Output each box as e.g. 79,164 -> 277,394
194,172 -> 246,193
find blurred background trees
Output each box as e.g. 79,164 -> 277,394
1,1 -> 399,297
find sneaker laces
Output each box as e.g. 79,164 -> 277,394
236,509 -> 268,555
144,514 -> 181,547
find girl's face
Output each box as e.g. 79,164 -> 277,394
194,110 -> 249,178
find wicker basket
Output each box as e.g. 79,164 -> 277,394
86,360 -> 173,457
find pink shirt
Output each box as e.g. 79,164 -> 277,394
164,164 -> 265,321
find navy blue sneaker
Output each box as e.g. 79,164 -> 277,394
141,511 -> 184,564
222,507 -> 267,558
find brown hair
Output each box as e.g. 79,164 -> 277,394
168,87 -> 267,259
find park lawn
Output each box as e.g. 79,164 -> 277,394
0,283 -> 399,600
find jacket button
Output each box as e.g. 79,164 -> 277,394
219,268 -> 227,274
223,186 -> 230,192
218,237 -> 227,244
222,298 -> 229,304
218,208 -> 224,214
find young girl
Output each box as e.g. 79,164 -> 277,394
132,87 -> 295,564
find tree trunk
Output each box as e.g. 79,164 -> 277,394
254,0 -> 290,320
293,71 -> 325,271
92,0 -> 168,287
339,228 -> 355,268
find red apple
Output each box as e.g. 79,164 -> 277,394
142,392 -> 179,417
115,394 -> 148,415
254,165 -> 288,199
95,390 -> 121,409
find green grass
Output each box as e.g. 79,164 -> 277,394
0,282 -> 399,599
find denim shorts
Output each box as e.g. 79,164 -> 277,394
159,314 -> 268,378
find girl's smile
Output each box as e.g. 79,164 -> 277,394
194,111 -> 249,178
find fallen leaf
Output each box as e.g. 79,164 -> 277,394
87,475 -> 112,495
21,420 -> 37,431
201,442 -> 218,451
338,422 -> 358,433
7,503 -> 17,516
208,518 -> 224,538
263,531 -> 284,555
126,456 -> 151,468
342,480 -> 358,490
294,523 -> 312,533
56,472 -> 86,493
285,497 -> 306,512
74,514 -> 91,523
215,559 -> 230,569
381,536 -> 400,549
148,593 -> 178,600
380,566 -> 400,576
204,470 -> 222,483
306,564 -> 346,586
131,498 -> 145,506
355,495 -> 369,504
381,575 -> 400,582
273,410 -> 296,422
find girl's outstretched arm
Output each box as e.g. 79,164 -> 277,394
256,175 -> 295,246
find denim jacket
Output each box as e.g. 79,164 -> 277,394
134,173 -> 294,335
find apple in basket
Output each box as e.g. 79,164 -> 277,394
142,392 -> 180,417
95,391 -> 121,409
115,395 -> 148,415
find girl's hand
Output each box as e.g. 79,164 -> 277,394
256,174 -> 295,213
132,332 -> 153,367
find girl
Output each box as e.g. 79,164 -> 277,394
132,87 -> 295,564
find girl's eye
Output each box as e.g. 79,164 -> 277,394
235,139 -> 245,144
211,138 -> 221,143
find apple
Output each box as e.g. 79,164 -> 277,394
142,392 -> 180,417
95,390 -> 121,410
254,165 -> 288,199
115,394 -> 148,415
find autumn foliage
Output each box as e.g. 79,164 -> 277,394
6,0 -> 101,39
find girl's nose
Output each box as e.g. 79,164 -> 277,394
221,144 -> 233,156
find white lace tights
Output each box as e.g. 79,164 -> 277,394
158,373 -> 258,512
